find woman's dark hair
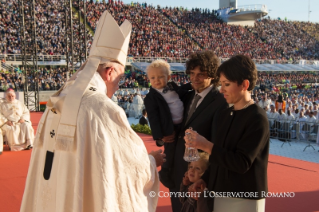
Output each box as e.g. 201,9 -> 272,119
277,95 -> 283,103
295,109 -> 299,114
216,55 -> 257,91
185,51 -> 220,85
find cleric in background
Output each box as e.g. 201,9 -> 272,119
0,88 -> 34,151
139,109 -> 149,126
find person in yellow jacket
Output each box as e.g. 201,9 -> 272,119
134,80 -> 139,88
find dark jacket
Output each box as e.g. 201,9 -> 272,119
139,116 -> 149,126
144,82 -> 192,140
207,104 -> 269,199
170,87 -> 228,212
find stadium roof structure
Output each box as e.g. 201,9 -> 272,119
131,62 -> 186,72
132,62 -> 319,73
256,64 -> 319,72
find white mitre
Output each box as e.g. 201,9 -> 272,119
46,11 -> 131,151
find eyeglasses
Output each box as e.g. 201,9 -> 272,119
107,67 -> 126,86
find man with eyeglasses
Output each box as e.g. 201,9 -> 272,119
21,11 -> 165,212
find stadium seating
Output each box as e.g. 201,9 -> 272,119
1,1 -> 318,61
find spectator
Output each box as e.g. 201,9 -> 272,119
139,109 -> 148,125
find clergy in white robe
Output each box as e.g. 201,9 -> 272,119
277,109 -> 287,122
307,112 -> 317,127
20,11 -> 164,212
296,112 -> 310,140
133,93 -> 144,118
258,96 -> 271,109
286,114 -> 295,122
0,89 -> 34,151
296,113 -> 308,122
267,105 -> 279,126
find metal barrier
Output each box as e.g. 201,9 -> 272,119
0,54 -> 65,62
268,118 -> 317,150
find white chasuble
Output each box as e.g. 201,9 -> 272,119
20,75 -> 160,212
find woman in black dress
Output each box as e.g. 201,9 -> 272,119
184,55 -> 269,212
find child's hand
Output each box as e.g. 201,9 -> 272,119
188,179 -> 207,200
182,171 -> 191,186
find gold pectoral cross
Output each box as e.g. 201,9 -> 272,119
10,105 -> 19,116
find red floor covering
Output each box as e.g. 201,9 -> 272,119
0,112 -> 318,212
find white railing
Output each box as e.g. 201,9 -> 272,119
0,54 -> 66,62
236,4 -> 268,13
131,57 -> 188,63
0,54 -> 318,65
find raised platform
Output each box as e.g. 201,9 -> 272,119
218,4 -> 268,26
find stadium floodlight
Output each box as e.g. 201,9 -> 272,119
308,0 -> 311,22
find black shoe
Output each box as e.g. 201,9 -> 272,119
25,145 -> 33,150
159,168 -> 175,189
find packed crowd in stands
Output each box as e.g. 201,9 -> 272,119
85,2 -> 201,57
1,63 -> 319,93
0,66 -> 72,91
0,65 -> 192,91
1,1 -> 318,61
0,0 -> 92,57
257,73 -> 319,87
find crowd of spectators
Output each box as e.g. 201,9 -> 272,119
119,72 -> 190,88
257,73 -> 319,87
85,2 -> 201,57
112,74 -> 319,126
252,19 -> 319,61
1,1 -> 318,61
0,64 -> 192,92
0,0 -> 92,58
163,7 -> 319,61
252,88 -> 319,138
0,66 -> 72,91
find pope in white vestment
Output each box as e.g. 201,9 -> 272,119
0,89 -> 34,151
20,11 -> 164,212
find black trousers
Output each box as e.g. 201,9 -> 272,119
162,124 -> 181,170
169,187 -> 183,212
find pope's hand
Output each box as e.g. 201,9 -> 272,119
18,119 -> 25,123
6,120 -> 13,126
149,149 -> 166,167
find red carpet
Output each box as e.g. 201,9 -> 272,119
0,112 -> 318,212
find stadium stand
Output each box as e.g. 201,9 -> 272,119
1,1 -> 318,60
